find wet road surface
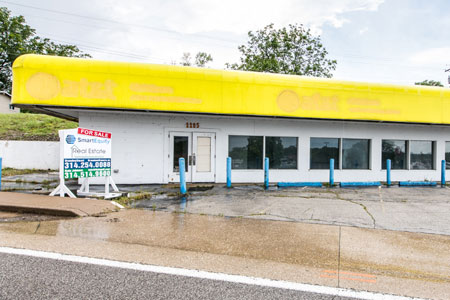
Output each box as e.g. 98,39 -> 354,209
0,252 -> 357,300
0,210 -> 449,299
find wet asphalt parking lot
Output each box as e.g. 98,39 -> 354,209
132,185 -> 450,236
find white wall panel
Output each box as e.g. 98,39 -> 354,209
78,111 -> 450,184
0,141 -> 59,169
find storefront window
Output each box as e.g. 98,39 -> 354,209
446,142 -> 450,169
382,140 -> 406,169
265,137 -> 298,169
310,138 -> 339,169
228,136 -> 263,169
342,139 -> 370,169
410,141 -> 434,170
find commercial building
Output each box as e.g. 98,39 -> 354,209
11,54 -> 450,184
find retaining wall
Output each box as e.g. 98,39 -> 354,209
0,140 -> 59,170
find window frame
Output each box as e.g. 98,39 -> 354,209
228,135 -> 264,170
445,141 -> 450,170
341,138 -> 371,170
409,140 -> 435,170
228,135 -> 299,171
381,139 -> 408,170
309,137 -> 341,170
264,136 -> 299,170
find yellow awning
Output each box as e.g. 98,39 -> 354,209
12,54 -> 450,124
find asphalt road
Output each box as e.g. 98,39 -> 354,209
0,252 -> 358,300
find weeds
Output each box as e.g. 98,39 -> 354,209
1,168 -> 53,177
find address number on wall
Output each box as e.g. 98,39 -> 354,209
186,122 -> 199,128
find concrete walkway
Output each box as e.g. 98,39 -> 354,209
0,192 -> 118,217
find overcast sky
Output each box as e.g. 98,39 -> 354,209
2,0 -> 449,86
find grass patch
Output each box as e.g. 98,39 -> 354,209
114,192 -> 152,208
0,113 -> 77,141
1,168 -> 53,177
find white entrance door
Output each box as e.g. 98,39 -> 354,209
168,132 -> 215,183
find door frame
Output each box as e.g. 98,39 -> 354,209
192,132 -> 216,183
168,131 -> 193,183
164,127 -> 217,184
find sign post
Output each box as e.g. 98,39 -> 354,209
50,127 -> 120,199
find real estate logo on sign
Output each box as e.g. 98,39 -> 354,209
63,128 -> 112,179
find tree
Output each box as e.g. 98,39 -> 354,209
0,7 -> 90,93
414,80 -> 443,87
227,23 -> 337,78
179,52 -> 213,67
194,52 -> 213,67
180,52 -> 192,66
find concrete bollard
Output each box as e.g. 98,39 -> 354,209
329,158 -> 334,187
442,160 -> 446,187
0,157 -> 2,191
386,159 -> 391,187
179,157 -> 187,195
227,157 -> 232,188
264,157 -> 269,190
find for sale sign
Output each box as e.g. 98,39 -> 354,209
62,128 -> 112,179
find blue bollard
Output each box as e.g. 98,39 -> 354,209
227,157 -> 232,188
179,157 -> 187,195
329,158 -> 334,187
264,157 -> 269,190
442,160 -> 446,187
0,157 -> 2,191
386,159 -> 391,187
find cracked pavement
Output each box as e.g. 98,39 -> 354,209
133,185 -> 450,236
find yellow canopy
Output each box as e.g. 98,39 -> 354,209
12,54 -> 450,124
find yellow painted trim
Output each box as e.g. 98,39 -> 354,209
12,54 -> 450,124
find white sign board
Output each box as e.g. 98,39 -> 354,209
62,128 -> 112,179
51,127 -> 119,199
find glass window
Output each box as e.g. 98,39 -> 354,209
310,138 -> 339,169
410,141 -> 434,170
382,140 -> 407,169
342,139 -> 370,169
173,136 -> 188,172
265,137 -> 298,169
229,136 -> 263,169
446,142 -> 450,169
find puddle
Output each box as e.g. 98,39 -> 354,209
188,185 -> 214,192
233,185 -> 265,191
0,181 -> 58,192
0,212 -> 70,223
1,209 -> 340,268
131,195 -> 187,211
1,173 -> 59,184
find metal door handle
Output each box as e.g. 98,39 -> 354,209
188,155 -> 192,166
192,154 -> 196,166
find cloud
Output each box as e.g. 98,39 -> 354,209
359,27 -> 369,35
97,0 -> 385,34
409,47 -> 450,66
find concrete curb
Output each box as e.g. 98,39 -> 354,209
0,191 -> 117,217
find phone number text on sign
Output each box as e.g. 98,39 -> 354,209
64,158 -> 111,179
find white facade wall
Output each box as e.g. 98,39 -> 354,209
0,140 -> 59,169
79,111 -> 450,184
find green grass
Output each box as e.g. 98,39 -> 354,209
0,113 -> 77,141
1,168 -> 53,177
